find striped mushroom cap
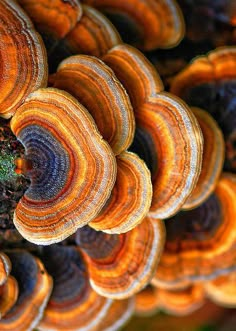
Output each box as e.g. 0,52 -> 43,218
52,55 -> 135,155
0,0 -> 47,119
170,46 -> 236,173
183,107 -> 225,210
89,151 -> 153,233
10,88 -> 116,245
38,245 -> 113,331
0,253 -> 11,286
0,250 -> 52,331
0,276 -> 19,319
17,0 -> 82,50
104,44 -> 203,218
204,271 -> 236,308
153,173 -> 236,289
82,0 -> 185,50
76,216 -> 165,299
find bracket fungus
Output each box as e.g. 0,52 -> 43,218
135,285 -> 160,317
183,107 -> 225,210
82,0 -> 185,50
204,271 -> 236,308
152,173 -> 236,289
89,151 -> 153,233
76,217 -> 165,299
104,44 -> 203,218
0,0 -> 48,119
0,253 -> 11,286
10,88 -> 116,245
38,245 -> 113,331
0,276 -> 18,319
0,250 -> 52,331
52,55 -> 135,155
170,46 -> 236,173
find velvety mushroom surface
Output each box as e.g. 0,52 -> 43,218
10,88 -> 117,245
82,0 -> 185,50
0,0 -> 48,118
170,47 -> 236,173
153,173 -> 236,289
0,250 -> 52,331
38,245 -> 113,331
76,217 -> 165,299
52,55 -> 135,155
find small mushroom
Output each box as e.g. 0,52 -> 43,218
0,253 -> 11,286
132,93 -> 203,219
153,173 -> 236,289
38,245 -> 113,331
0,250 -> 52,331
0,276 -> 19,319
52,55 -> 135,155
11,88 -> 117,245
76,216 -> 165,299
183,107 -> 225,210
0,0 -> 47,118
82,0 -> 185,50
89,151 -> 153,233
65,5 -> 122,57
204,271 -> 236,308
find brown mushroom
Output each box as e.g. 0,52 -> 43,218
11,88 -> 117,245
0,253 -> 11,286
0,276 -> 19,319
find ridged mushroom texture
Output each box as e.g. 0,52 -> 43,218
38,245 -> 114,331
152,173 -> 236,289
0,276 -> 19,319
81,0 -> 185,50
10,88 -> 117,245
0,250 -> 52,331
170,46 -> 236,173
76,217 -> 165,299
0,0 -> 48,119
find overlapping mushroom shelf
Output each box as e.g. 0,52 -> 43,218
0,0 -> 236,329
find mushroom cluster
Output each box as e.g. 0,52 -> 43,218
0,0 -> 236,330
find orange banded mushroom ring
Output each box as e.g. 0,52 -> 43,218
10,88 -> 116,245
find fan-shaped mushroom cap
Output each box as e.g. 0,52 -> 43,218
155,284 -> 205,316
204,271 -> 236,308
0,276 -> 19,319
76,217 -> 165,299
17,0 -> 82,44
0,250 -> 52,331
10,88 -> 117,245
89,151 -> 152,233
152,173 -> 236,289
52,55 -> 135,155
0,253 -> 11,286
170,47 -> 236,173
0,0 -> 47,119
135,285 -> 160,317
65,5 -> 122,57
131,93 -> 203,219
82,0 -> 185,50
103,44 -> 164,112
183,107 -> 225,210
38,245 -> 113,331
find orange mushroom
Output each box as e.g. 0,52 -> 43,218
135,285 -> 160,317
153,173 -> 236,289
183,107 -> 225,210
65,5 -> 122,57
52,55 -> 135,155
0,0 -> 47,119
10,88 -> 117,245
170,46 -> 236,173
0,250 -> 52,331
89,151 -> 153,233
204,271 -> 236,308
82,0 -> 185,50
0,253 -> 11,286
38,245 -> 113,331
0,276 -> 19,319
76,216 -> 165,299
